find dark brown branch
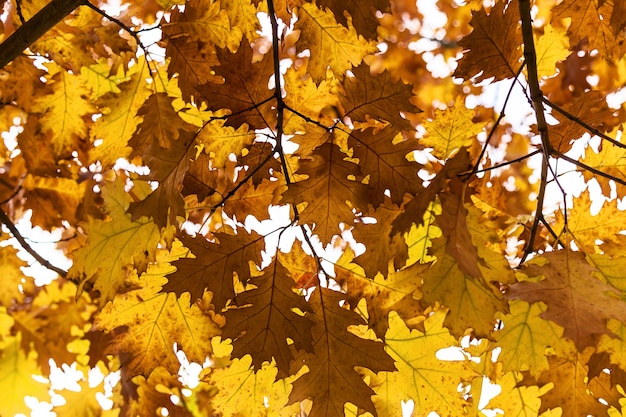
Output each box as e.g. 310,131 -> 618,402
0,208 -> 69,278
518,0 -> 554,265
0,0 -> 87,69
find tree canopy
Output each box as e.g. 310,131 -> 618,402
1,0 -> 626,416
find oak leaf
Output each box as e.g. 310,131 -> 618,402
454,0 -> 523,82
420,96 -> 484,160
128,129 -> 196,228
0,334 -> 49,416
334,245 -> 426,339
164,228 -> 266,309
352,199 -> 410,277
294,3 -> 378,81
196,43 -> 275,129
369,310 -> 476,417
92,272 -> 221,376
507,251 -> 626,349
318,0 -> 390,40
69,177 -> 164,304
289,288 -> 396,417
349,126 -> 422,206
281,142 -> 370,244
196,119 -> 256,168
223,260 -> 314,378
421,238 -> 506,338
495,300 -> 564,377
340,64 -> 419,133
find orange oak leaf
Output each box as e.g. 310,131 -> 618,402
281,142 -> 370,244
454,0 -> 523,82
165,36 -> 221,102
552,0 -> 625,59
196,43 -> 275,129
289,287 -> 396,417
349,126 -> 422,206
438,178 -> 484,280
164,229 -> 266,309
352,198 -> 410,277
340,64 -> 419,133
128,129 -> 196,228
223,260 -> 314,378
507,251 -> 626,348
317,0 -> 390,40
391,148 -> 471,235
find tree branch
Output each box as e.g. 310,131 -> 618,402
0,208 -> 69,278
0,0 -> 87,69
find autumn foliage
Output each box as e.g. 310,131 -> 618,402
2,0 -> 626,415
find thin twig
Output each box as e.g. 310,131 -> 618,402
552,150 -> 626,187
469,61 -> 526,176
543,97 -> 626,150
0,209 -> 69,278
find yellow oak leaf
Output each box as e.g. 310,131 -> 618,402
495,300 -> 564,378
125,367 -> 189,417
334,244 -> 426,339
69,176 -> 165,304
578,129 -> 626,197
33,66 -> 96,156
209,356 -> 302,417
80,60 -> 124,98
93,270 -> 221,376
89,61 -> 152,168
369,310 -> 476,417
0,334 -> 49,416
0,244 -> 28,307
421,237 -> 506,338
295,3 -> 378,81
283,66 -> 341,134
535,24 -> 570,79
560,190 -> 626,253
486,371 -> 555,417
221,0 -> 262,42
421,95 -> 484,160
196,119 -> 256,168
